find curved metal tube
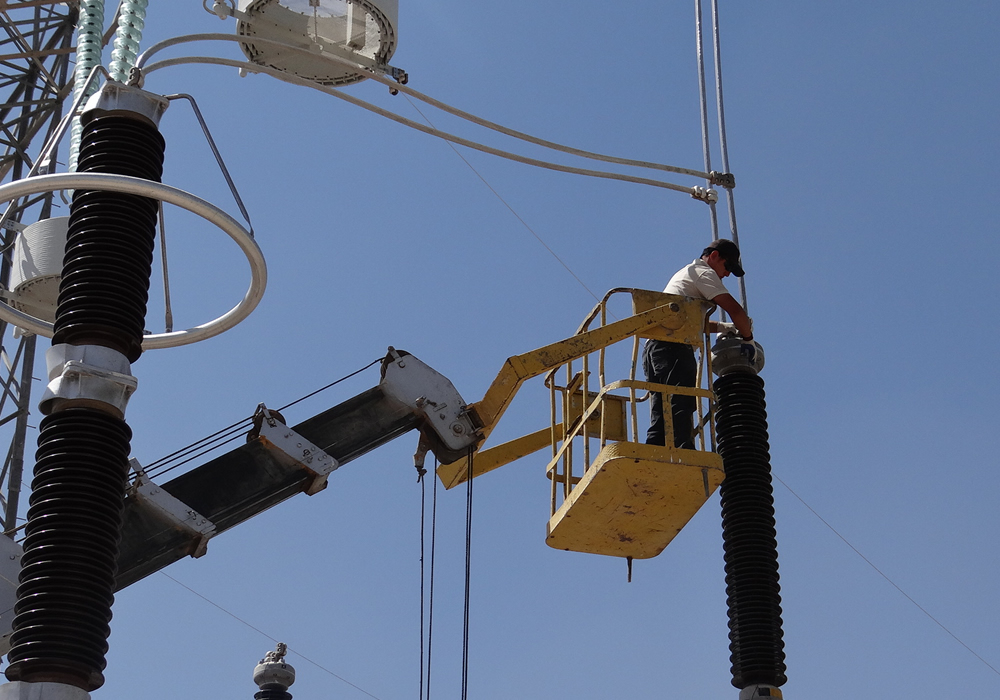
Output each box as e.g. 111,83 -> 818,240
0,173 -> 267,350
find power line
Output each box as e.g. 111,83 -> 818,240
774,474 -> 1000,677
161,572 -> 386,700
402,94 -> 602,306
143,358 -> 383,481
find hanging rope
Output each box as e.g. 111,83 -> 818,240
425,458 -> 439,700
418,462 -> 426,700
415,440 -> 430,700
460,448 -> 474,700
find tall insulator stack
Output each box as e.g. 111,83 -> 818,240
4,83 -> 167,695
253,644 -> 295,700
712,337 -> 787,700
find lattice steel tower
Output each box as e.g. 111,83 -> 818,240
0,1 -> 78,535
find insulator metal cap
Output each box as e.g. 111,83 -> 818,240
253,661 -> 295,690
711,336 -> 765,377
81,82 -> 169,128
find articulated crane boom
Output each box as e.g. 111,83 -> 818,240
438,288 -> 724,560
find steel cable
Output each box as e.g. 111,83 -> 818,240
140,56 -> 711,199
134,33 -> 714,181
460,449 -> 474,700
142,358 -> 382,481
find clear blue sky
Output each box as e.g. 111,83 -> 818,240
9,2 -> 1000,699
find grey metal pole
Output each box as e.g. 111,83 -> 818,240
3,334 -> 36,534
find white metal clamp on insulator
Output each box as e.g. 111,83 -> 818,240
253,404 -> 340,495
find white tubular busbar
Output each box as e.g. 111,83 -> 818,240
0,173 -> 267,350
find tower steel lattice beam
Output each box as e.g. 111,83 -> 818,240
0,1 -> 76,535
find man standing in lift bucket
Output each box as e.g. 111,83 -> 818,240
644,238 -> 753,448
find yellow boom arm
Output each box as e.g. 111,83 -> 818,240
438,290 -> 711,488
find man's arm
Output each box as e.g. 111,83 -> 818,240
709,293 -> 753,339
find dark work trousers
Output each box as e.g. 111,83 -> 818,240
642,339 -> 697,448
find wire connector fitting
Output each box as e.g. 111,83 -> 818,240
690,186 -> 719,204
81,82 -> 169,129
709,171 -> 736,189
254,643 -> 295,690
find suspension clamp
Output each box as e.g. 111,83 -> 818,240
690,186 -> 719,204
39,344 -> 137,417
709,171 -> 736,189
252,404 -> 340,495
128,460 -> 216,558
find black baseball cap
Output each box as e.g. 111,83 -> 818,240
704,238 -> 745,277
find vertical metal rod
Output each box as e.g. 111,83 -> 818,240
549,380 -> 557,516
629,336 -> 639,442
705,335 -> 717,452
694,0 -> 720,242
695,343 -> 706,448
661,382 -> 674,449
710,0 -> 748,312
563,363 -> 572,500
157,201 -> 172,332
598,301 -> 607,387
581,352 -> 590,470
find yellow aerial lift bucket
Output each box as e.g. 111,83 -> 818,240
438,289 -> 724,560
545,440 -> 723,559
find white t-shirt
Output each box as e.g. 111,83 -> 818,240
663,259 -> 729,300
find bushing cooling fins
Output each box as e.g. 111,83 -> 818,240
5,409 -> 132,690
51,85 -> 167,363
715,372 -> 786,689
712,338 -> 786,692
